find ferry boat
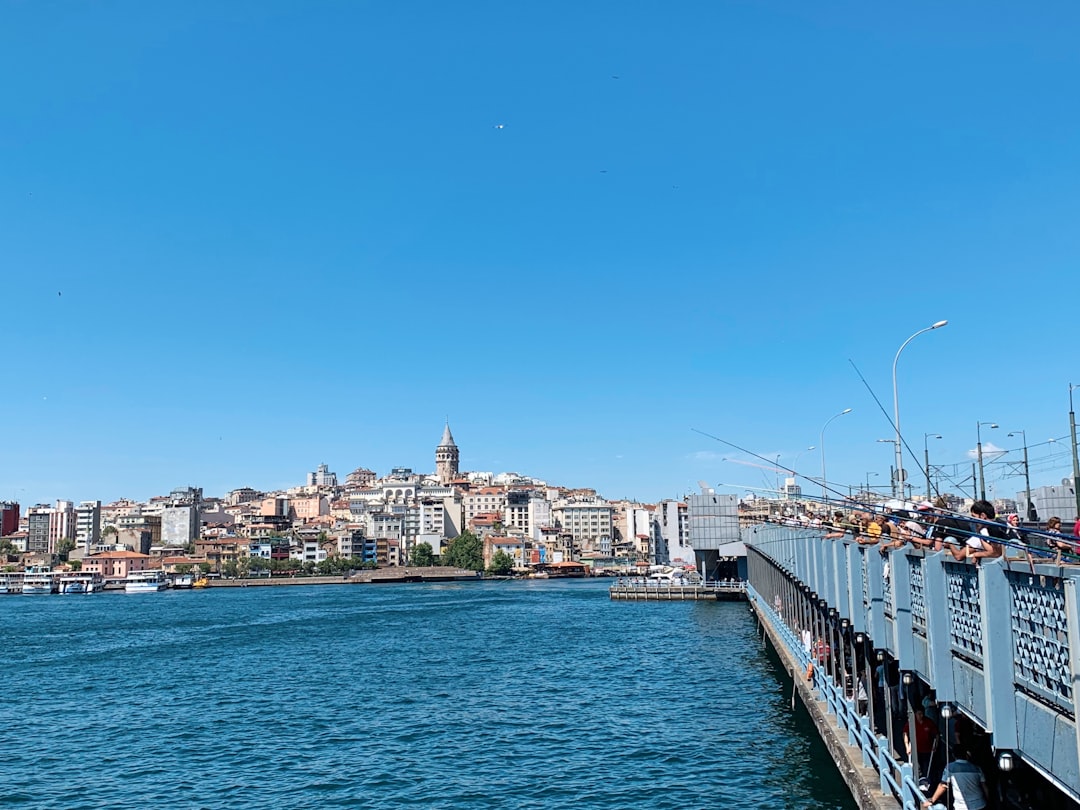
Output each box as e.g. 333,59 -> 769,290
0,571 -> 24,595
59,573 -> 101,594
23,567 -> 59,595
124,570 -> 170,593
171,573 -> 194,589
192,576 -> 209,589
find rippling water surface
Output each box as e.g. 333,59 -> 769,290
2,580 -> 855,809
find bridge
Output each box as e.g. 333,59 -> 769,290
745,521 -> 1080,810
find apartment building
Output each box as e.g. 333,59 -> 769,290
75,500 -> 101,551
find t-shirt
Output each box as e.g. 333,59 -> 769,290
942,759 -> 987,810
934,516 -> 973,543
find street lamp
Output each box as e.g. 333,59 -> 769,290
924,433 -> 942,501
1008,430 -> 1035,522
876,438 -> 901,498
820,409 -> 852,505
865,471 -> 879,499
789,446 -> 815,504
976,421 -> 998,501
892,321 -> 949,498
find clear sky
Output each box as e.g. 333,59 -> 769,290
3,2 -> 1079,508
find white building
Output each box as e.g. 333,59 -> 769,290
75,500 -> 101,552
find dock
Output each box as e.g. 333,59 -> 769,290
608,579 -> 747,601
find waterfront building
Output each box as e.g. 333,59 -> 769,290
74,500 -> 101,551
552,496 -> 614,554
464,487 -> 507,525
435,423 -> 459,485
0,501 -> 19,536
49,500 -> 76,551
81,550 -> 151,580
656,499 -> 695,567
161,504 -> 199,546
118,509 -> 162,548
26,505 -> 51,555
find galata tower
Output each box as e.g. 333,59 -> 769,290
435,422 -> 459,484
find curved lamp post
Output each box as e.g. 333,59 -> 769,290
819,408 -> 852,505
892,321 -> 948,497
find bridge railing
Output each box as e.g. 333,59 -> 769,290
744,522 -> 1080,804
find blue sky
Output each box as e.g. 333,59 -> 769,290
3,2 -> 1079,508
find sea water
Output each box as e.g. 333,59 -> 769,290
1,580 -> 856,809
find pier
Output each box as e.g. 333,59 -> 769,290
608,579 -> 746,601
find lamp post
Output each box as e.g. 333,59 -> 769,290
819,408 -> 852,505
865,471 -> 879,499
976,421 -> 998,502
892,321 -> 949,498
1070,385 -> 1080,521
876,438 -> 900,498
924,433 -> 942,501
790,446 -> 815,503
1008,430 -> 1034,522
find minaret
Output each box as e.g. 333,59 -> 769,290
435,421 -> 460,485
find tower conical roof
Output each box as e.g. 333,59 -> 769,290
439,422 -> 456,448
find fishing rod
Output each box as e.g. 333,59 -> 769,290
692,428 -> 1076,559
848,358 -> 933,495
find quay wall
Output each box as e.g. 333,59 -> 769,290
745,523 -> 1080,805
206,567 -> 480,587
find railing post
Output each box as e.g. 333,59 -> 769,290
922,550 -> 954,704
979,559 -> 1018,750
846,541 -> 864,635
892,550 -> 915,668
1063,575 -> 1080,764
865,548 -> 886,650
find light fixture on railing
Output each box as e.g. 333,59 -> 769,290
939,703 -> 954,720
997,751 -> 1015,772
875,649 -> 884,662
902,671 -> 914,686
819,599 -> 827,610
841,618 -> 850,632
855,632 -> 865,645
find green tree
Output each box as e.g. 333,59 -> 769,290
487,549 -> 515,576
176,564 -> 193,575
442,531 -> 484,572
69,559 -> 82,572
409,542 -> 435,567
198,562 -> 212,575
57,538 -> 76,562
222,560 -> 239,578
102,525 -> 118,537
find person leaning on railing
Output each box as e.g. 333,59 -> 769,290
1044,516 -> 1077,564
962,500 -> 1006,565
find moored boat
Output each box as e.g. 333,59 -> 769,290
124,570 -> 170,593
23,567 -> 59,595
192,576 -> 209,589
59,573 -> 102,594
171,573 -> 194,589
0,571 -> 24,595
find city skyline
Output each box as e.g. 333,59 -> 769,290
4,4 -> 1079,508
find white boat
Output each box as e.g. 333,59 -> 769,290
124,570 -> 170,593
0,572 -> 24,595
171,573 -> 194,589
59,573 -> 101,594
23,567 -> 59,595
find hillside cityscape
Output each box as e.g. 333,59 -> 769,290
0,424 -> 713,579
